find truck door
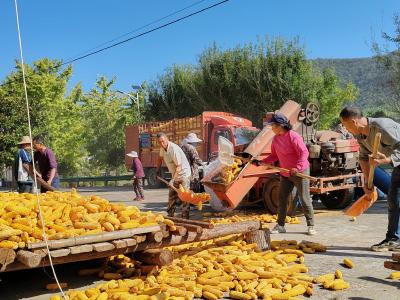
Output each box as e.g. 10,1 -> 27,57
210,127 -> 232,159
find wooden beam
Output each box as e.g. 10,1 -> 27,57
174,223 -> 203,234
244,230 -> 270,251
384,261 -> 400,271
16,250 -> 42,268
166,217 -> 214,229
134,249 -> 173,266
392,253 -> 400,262
28,225 -> 160,250
0,249 -> 16,271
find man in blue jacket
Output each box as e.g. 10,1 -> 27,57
14,136 -> 33,193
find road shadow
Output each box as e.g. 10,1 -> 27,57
359,276 -> 400,289
316,249 -> 389,260
0,260 -> 103,299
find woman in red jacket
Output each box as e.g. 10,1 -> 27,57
256,113 -> 316,235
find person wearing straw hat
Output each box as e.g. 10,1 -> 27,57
14,136 -> 33,193
181,133 -> 204,192
127,150 -> 145,201
253,112 -> 316,236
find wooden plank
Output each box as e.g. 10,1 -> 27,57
16,250 -> 42,268
122,238 -> 137,247
384,261 -> 400,271
28,225 -> 161,250
69,244 -> 93,255
166,216 -> 214,229
111,240 -> 127,249
174,223 -> 203,234
135,235 -> 147,244
93,242 -> 115,252
392,253 -> 400,262
0,249 -> 16,271
50,249 -> 71,258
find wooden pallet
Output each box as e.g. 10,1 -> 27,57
0,220 -> 260,272
384,253 -> 400,271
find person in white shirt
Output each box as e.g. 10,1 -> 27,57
156,132 -> 191,218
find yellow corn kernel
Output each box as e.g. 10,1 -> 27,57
343,258 -> 354,269
237,272 -> 258,281
390,271 -> 400,279
335,269 -> 343,279
229,291 -> 251,300
329,279 -> 350,290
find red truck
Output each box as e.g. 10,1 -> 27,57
125,112 -> 259,188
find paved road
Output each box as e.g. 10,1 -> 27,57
1,187 -> 399,300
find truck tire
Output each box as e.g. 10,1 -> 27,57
205,186 -> 233,212
145,168 -> 163,189
319,188 -> 354,209
263,177 -> 297,216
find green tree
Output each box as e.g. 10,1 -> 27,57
145,37 -> 357,129
372,13 -> 400,115
0,58 -> 85,175
80,77 -> 141,175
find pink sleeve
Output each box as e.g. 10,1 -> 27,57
292,134 -> 309,170
262,141 -> 278,164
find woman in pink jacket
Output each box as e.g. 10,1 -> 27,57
256,113 -> 316,235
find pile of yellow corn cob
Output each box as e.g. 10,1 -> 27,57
0,190 -> 171,249
51,236 -> 349,300
203,212 -> 300,229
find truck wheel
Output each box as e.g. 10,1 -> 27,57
145,168 -> 163,189
205,187 -> 233,212
319,188 -> 354,209
263,177 -> 297,216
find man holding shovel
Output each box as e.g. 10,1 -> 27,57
340,107 -> 400,252
254,113 -> 316,235
156,132 -> 191,219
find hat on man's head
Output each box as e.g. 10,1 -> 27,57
265,112 -> 290,126
185,133 -> 202,144
126,151 -> 138,158
18,136 -> 31,145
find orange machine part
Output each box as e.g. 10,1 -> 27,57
219,100 -> 303,208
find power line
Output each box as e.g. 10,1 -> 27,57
60,0 -> 230,66
64,0 -> 210,61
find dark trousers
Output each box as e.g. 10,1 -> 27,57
278,168 -> 314,227
133,178 -> 145,199
387,166 -> 400,241
167,177 -> 190,219
17,182 -> 32,193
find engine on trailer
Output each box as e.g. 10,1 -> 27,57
298,103 -> 359,177
308,141 -> 359,177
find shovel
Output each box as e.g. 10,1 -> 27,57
345,133 -> 381,217
157,176 -> 210,205
264,164 -> 318,181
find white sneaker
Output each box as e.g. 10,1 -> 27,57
307,226 -> 317,236
270,224 -> 286,234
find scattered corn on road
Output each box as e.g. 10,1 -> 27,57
0,187 -> 398,300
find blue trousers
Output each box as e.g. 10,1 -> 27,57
387,167 -> 400,241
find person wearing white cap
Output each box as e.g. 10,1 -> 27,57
14,136 -> 33,193
126,151 -> 145,201
181,133 -> 204,192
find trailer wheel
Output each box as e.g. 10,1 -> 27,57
263,177 -> 297,216
145,168 -> 163,189
319,188 -> 354,209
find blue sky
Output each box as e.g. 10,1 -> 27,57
1,0 -> 398,92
